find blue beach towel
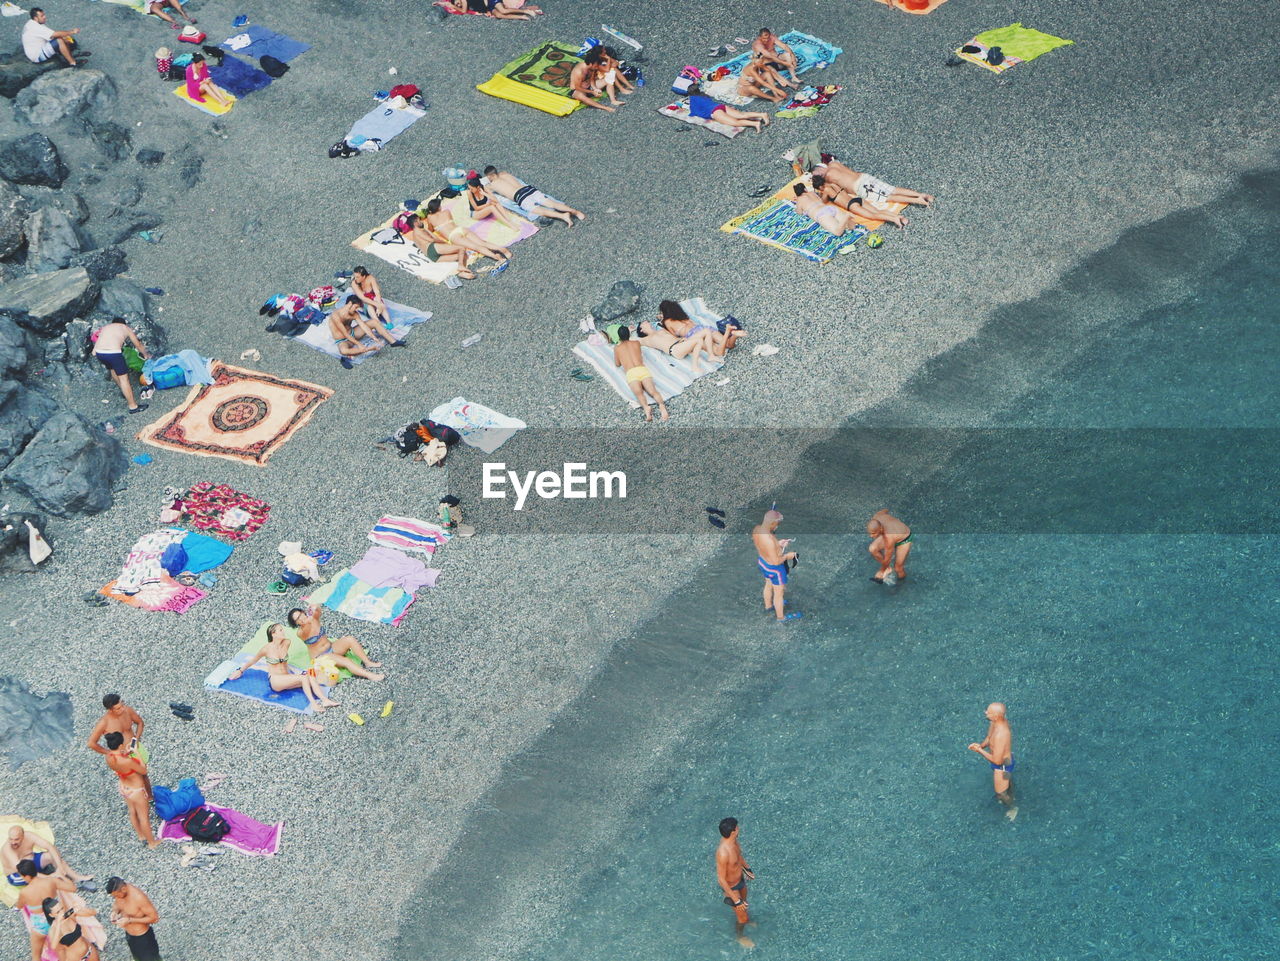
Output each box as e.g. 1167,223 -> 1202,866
211,666 -> 313,713
208,54 -> 273,98
712,31 -> 843,77
723,197 -> 866,263
178,531 -> 234,574
347,103 -> 426,149
221,24 -> 311,63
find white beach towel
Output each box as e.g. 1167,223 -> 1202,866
427,397 -> 527,454
293,301 -> 432,364
658,99 -> 744,139
571,340 -> 724,409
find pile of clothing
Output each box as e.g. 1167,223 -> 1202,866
261,283 -> 343,337
778,84 -> 842,118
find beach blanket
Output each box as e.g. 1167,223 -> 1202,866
427,397 -> 526,453
352,216 -> 460,284
173,84 -> 235,116
137,363 -> 332,466
350,545 -> 439,592
208,54 -> 273,98
712,31 -> 842,77
720,176 -> 869,262
294,301 -> 433,365
221,25 -> 310,63
572,339 -> 724,408
346,101 -> 427,149
178,482 -> 270,541
659,99 -> 744,138
871,0 -> 950,13
307,569 -> 414,625
0,817 -> 52,907
445,193 -> 539,246
115,528 -> 187,594
100,576 -> 207,613
957,24 -> 1073,73
159,804 -> 283,857
476,40 -> 583,116
177,530 -> 235,572
204,624 -> 317,713
368,515 -> 450,555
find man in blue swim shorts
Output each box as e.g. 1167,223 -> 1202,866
752,509 -> 799,621
969,702 -> 1017,820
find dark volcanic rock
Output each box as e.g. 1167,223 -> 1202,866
104,210 -> 163,246
89,121 -> 132,162
2,410 -> 128,517
135,148 -> 165,167
0,380 -> 58,469
0,676 -> 73,764
24,207 -> 81,272
15,69 -> 117,126
0,267 -> 97,335
21,188 -> 89,225
0,134 -> 69,188
179,155 -> 203,188
0,181 -> 27,259
0,511 -> 52,574
0,49 -> 61,100
91,279 -> 166,353
590,281 -> 642,322
0,317 -> 33,378
68,245 -> 127,282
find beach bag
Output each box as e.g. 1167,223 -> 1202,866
421,420 -> 462,447
159,542 -> 188,576
153,778 -> 205,821
388,83 -> 420,100
152,364 -> 186,390
155,47 -> 173,78
328,139 -> 359,159
307,285 -> 337,307
280,567 -> 308,586
260,55 -> 289,78
122,343 -> 146,373
182,807 -> 230,842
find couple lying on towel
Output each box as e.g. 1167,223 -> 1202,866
445,0 -> 543,18
230,607 -> 385,714
795,161 -> 934,234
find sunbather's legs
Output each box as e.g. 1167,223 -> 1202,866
355,315 -> 401,346
337,339 -> 378,356
628,380 -> 653,420
643,381 -> 670,422
855,203 -> 908,228
540,199 -> 586,222
434,244 -> 477,279
450,228 -> 511,262
887,188 -> 933,206
713,110 -> 762,131
330,635 -> 381,668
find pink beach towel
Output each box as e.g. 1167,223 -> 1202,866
160,804 -> 284,856
367,515 -> 449,555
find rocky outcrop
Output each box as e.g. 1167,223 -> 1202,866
0,134 -> 69,187
0,267 -> 97,335
89,122 -> 132,162
0,49 -> 62,100
15,69 -> 117,126
0,380 -> 58,469
68,245 -> 127,282
24,207 -> 81,272
2,410 -> 128,516
590,281 -> 642,322
91,280 -> 166,353
0,318 -> 34,379
0,510 -> 51,574
0,180 -> 27,260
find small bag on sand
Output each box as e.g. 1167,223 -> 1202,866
155,47 -> 173,79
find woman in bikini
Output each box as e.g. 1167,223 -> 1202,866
635,318 -> 718,375
350,266 -> 392,326
737,57 -> 790,103
185,54 -> 233,109
812,174 -> 909,229
287,605 -> 386,682
658,300 -> 745,356
399,214 -> 477,279
424,198 -> 512,263
463,175 -> 519,230
14,862 -> 74,961
44,897 -> 101,961
103,733 -> 160,849
229,623 -> 340,713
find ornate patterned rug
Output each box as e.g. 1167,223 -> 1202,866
137,363 -> 333,466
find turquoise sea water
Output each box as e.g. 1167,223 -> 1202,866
396,175 -> 1280,959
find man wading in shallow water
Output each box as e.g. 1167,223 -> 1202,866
753,509 -> 800,620
969,702 -> 1018,820
716,817 -> 756,948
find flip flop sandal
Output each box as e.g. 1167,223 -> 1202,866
308,549 -> 334,565
705,506 -> 726,516
170,702 -> 193,713
171,709 -> 195,721
76,880 -> 99,894
266,580 -> 288,594
708,515 -> 726,529
487,261 -> 509,277
570,368 -> 595,381
748,184 -> 773,197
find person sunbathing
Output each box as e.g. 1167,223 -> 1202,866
813,159 -> 934,208
230,623 -> 340,713
570,60 -> 617,111
738,57 -> 790,102
451,0 -> 540,18
185,54 -> 232,109
636,319 -> 717,374
793,182 -> 858,235
658,300 -> 744,355
43,897 -> 100,961
482,166 -> 585,226
684,85 -> 771,131
287,605 -> 385,682
752,28 -> 800,83
146,0 -> 196,28
398,212 -> 477,278
424,198 -> 512,262
812,174 -> 908,228
613,326 -> 668,422
463,174 -> 520,231
350,266 -> 392,326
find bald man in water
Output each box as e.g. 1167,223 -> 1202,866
968,702 -> 1017,819
752,509 -> 799,620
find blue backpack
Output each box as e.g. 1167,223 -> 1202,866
153,777 -> 205,822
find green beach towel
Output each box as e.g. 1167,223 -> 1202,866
497,40 -> 583,97
974,24 -> 1073,63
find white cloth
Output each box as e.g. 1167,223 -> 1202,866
224,32 -> 251,50
854,173 -> 895,205
22,20 -> 54,62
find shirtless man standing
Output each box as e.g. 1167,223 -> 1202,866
715,817 -> 756,947
482,166 -> 585,227
88,694 -> 151,800
612,326 -> 668,422
793,183 -> 858,236
91,318 -> 149,413
753,509 -> 799,621
107,877 -> 162,961
286,605 -> 386,681
102,733 -> 159,849
866,509 -> 911,583
969,702 -> 1017,819
3,826 -> 91,887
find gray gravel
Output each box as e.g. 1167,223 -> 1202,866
1,0 -> 1278,959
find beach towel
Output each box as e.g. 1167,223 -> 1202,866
701,75 -> 754,106
294,301 -> 433,365
115,527 -> 187,594
572,339 -> 724,409
221,24 -> 310,62
173,83 -> 234,115
208,54 -> 273,98
178,482 -> 270,541
137,363 -> 332,466
346,101 -> 427,149
444,193 -> 539,247
871,0 -> 950,13
177,530 -> 234,573
658,99 -> 744,138
100,576 -> 207,613
712,31 -> 842,77
368,515 -> 450,555
957,24 -> 1073,73
159,803 -> 283,856
307,569 -> 414,625
204,624 -> 319,713
720,176 -> 869,262
427,397 -> 527,453
476,40 -> 584,116
350,545 -> 439,592
352,216 -> 460,284
0,817 -> 52,907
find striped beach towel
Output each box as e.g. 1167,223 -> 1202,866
307,569 -> 414,625
571,340 -> 724,409
368,515 -> 451,555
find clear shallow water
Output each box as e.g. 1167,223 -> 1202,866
396,175 -> 1280,959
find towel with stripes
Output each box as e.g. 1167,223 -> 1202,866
571,340 -> 724,408
368,515 -> 451,555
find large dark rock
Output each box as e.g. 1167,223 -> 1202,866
0,510 -> 51,574
68,245 -> 127,282
0,181 -> 27,260
135,148 -> 164,167
103,209 -> 163,246
0,675 -> 73,766
0,49 -> 62,100
20,187 -> 88,224
15,69 -> 117,126
590,281 -> 642,323
0,380 -> 58,469
179,154 -> 203,188
24,207 -> 81,272
89,121 -> 132,162
91,279 -> 166,353
0,318 -> 33,379
0,134 -> 68,188
2,410 -> 128,517
0,267 -> 96,335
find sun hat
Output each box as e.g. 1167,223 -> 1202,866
277,540 -> 302,556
